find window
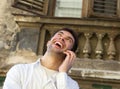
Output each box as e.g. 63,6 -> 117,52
12,0 -> 49,15
82,0 -> 119,19
54,0 -> 83,18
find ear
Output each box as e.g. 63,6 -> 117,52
47,40 -> 50,47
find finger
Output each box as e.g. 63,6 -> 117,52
63,51 -> 76,66
63,51 -> 71,61
66,51 -> 76,65
66,50 -> 76,60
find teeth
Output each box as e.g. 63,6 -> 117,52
55,42 -> 62,48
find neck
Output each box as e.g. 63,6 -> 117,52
41,51 -> 65,71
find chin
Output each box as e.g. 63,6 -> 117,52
52,49 -> 64,54
55,50 -> 63,53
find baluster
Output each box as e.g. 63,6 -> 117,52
107,34 -> 116,60
75,33 -> 81,56
95,33 -> 105,59
83,33 -> 92,58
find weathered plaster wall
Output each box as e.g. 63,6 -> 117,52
0,0 -> 38,71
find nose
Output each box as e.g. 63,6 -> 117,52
59,36 -> 65,42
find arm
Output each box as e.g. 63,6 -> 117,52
56,72 -> 79,89
3,65 -> 22,89
43,72 -> 79,89
57,50 -> 79,89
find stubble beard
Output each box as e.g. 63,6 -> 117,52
47,45 -> 66,59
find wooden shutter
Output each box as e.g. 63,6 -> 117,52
12,0 -> 49,15
82,0 -> 119,19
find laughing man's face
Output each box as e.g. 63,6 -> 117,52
47,30 -> 75,53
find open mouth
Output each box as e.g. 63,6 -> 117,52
55,42 -> 63,48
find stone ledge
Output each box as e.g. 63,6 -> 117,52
70,68 -> 120,80
13,15 -> 120,28
70,58 -> 120,81
73,58 -> 120,71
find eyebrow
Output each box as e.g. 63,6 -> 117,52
58,31 -> 74,43
58,31 -> 64,34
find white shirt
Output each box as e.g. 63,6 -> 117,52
3,59 -> 79,89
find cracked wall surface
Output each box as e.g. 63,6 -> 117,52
0,0 -> 38,71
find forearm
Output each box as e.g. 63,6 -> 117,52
56,72 -> 68,89
43,72 -> 79,89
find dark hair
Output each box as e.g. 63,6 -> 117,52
53,28 -> 78,52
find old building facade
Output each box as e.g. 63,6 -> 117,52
0,0 -> 120,89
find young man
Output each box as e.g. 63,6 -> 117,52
3,28 -> 79,89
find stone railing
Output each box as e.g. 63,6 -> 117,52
40,30 -> 119,61
37,19 -> 120,61
76,31 -> 119,60
13,15 -> 120,61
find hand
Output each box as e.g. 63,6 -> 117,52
59,50 -> 76,72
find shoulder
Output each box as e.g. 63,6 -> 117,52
7,62 -> 36,75
10,63 -> 33,70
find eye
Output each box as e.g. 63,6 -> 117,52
66,37 -> 73,43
